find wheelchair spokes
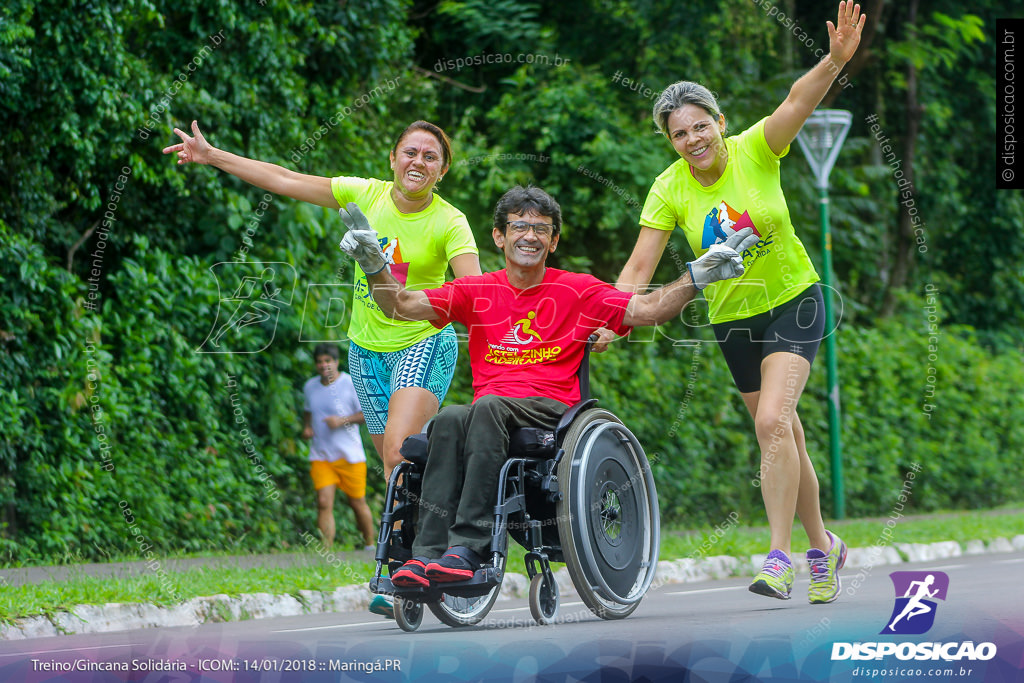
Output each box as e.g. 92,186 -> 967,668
598,486 -> 623,541
427,551 -> 505,627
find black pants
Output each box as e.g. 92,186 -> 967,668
712,283 -> 826,393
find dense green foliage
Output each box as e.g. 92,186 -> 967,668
1,0 -> 1020,564
577,294 -> 1024,525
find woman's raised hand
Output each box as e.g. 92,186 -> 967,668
162,120 -> 213,165
826,1 -> 865,66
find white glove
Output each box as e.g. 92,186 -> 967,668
338,203 -> 388,276
687,226 -> 759,290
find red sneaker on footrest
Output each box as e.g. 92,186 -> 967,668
392,558 -> 430,587
425,546 -> 482,583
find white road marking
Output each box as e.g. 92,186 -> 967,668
275,621 -> 383,633
0,644 -> 142,658
665,586 -> 746,596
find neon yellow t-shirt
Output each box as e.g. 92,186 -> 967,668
639,117 -> 819,324
332,177 -> 478,352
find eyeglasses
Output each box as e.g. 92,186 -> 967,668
507,221 -> 554,238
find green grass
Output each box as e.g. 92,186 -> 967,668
0,560 -> 378,625
2,508 -> 1022,624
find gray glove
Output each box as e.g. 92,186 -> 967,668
687,226 -> 759,289
338,203 -> 388,276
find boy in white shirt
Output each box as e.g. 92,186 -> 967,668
302,343 -> 375,549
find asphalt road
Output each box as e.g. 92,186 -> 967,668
1,552 -> 1021,682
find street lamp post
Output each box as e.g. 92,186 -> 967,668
795,109 -> 852,520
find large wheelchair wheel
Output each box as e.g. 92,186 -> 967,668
556,408 -> 659,619
427,553 -> 507,627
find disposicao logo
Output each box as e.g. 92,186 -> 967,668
831,570 -> 997,663
882,570 -> 949,635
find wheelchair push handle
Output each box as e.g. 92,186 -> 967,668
578,334 -> 598,401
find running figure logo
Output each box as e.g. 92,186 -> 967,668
881,571 -> 949,635
198,261 -> 297,353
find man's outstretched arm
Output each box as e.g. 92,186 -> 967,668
623,227 -> 758,327
338,203 -> 439,322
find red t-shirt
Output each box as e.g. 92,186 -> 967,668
425,269 -> 634,405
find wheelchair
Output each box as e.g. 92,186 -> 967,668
368,340 -> 660,632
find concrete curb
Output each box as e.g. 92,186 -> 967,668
4,535 -> 1023,640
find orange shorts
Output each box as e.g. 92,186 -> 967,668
310,459 -> 367,498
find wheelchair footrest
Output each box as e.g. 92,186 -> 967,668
375,566 -> 503,601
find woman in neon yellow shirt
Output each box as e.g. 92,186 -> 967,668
164,120 -> 481,485
614,2 -> 865,605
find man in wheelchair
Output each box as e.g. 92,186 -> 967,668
339,185 -> 756,625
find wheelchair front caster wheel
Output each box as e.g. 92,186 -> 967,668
529,572 -> 559,625
394,597 -> 423,632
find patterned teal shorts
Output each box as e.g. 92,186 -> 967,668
348,325 -> 459,434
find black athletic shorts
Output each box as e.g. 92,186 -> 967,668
711,283 -> 827,393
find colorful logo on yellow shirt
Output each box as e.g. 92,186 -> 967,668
701,201 -> 761,249
380,237 -> 409,285
354,236 -> 407,311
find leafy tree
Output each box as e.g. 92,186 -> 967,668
2,0 -> 1020,564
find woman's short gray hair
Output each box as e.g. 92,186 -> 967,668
652,81 -> 721,135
